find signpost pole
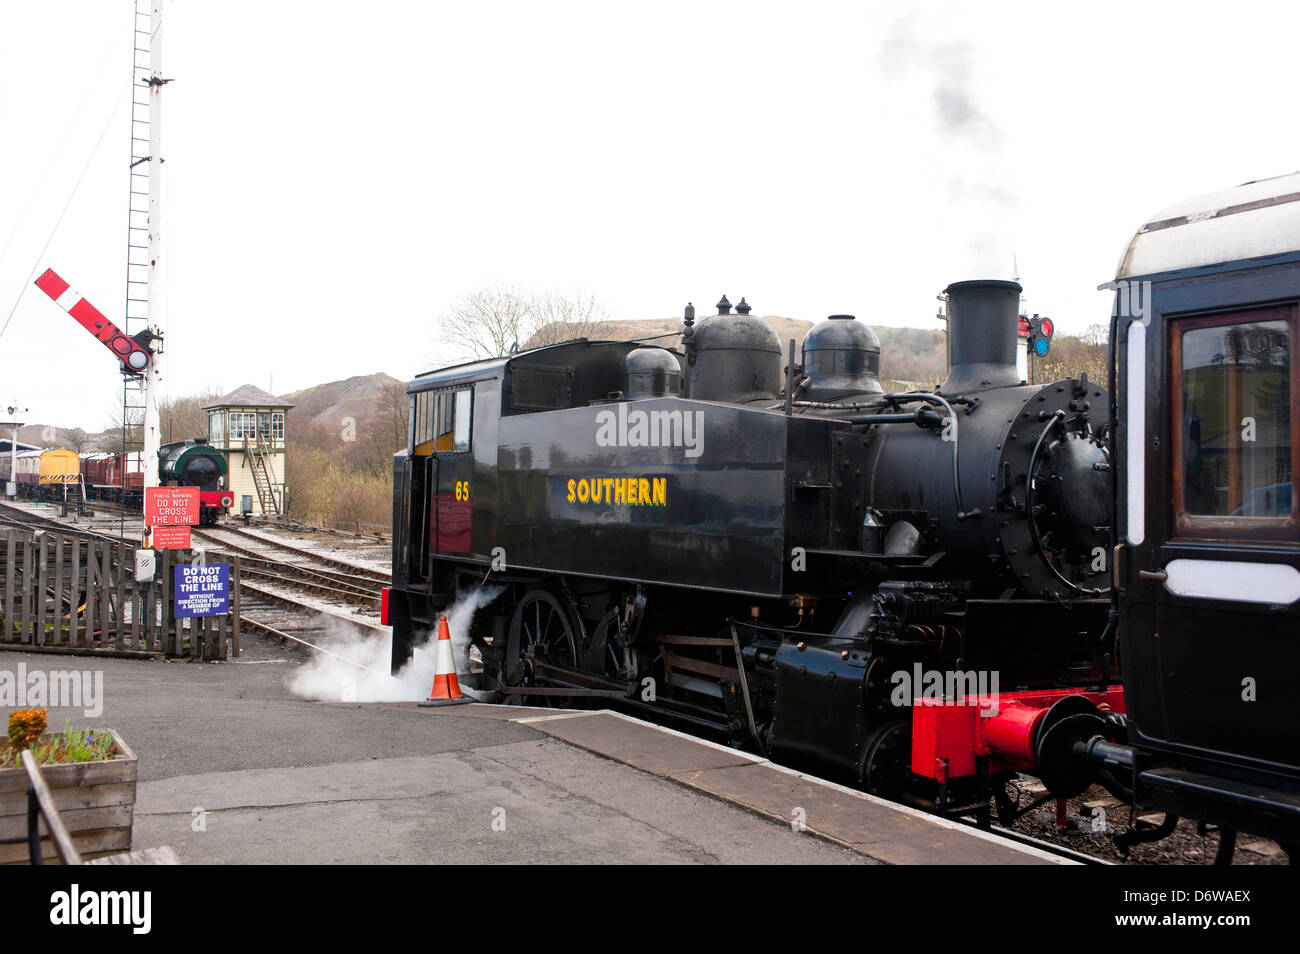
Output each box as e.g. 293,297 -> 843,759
140,1 -> 168,549
1,417 -> 24,497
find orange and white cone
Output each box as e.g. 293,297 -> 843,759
419,615 -> 471,707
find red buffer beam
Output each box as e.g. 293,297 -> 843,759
34,268 -> 151,374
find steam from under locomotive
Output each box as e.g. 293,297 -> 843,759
290,586 -> 502,703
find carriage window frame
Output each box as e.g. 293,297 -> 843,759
1170,304 -> 1299,542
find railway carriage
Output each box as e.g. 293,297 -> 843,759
15,448 -> 82,501
1099,173 -> 1300,849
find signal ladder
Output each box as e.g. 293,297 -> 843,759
244,437 -> 281,516
121,1 -> 155,476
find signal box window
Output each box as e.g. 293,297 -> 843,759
1172,306 -> 1297,538
229,412 -> 257,441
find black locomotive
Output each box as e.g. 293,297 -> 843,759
390,177 -> 1300,855
388,278 -> 1113,817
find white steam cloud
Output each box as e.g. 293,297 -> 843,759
876,9 -> 1020,280
288,586 -> 505,703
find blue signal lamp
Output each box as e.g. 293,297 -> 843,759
1029,314 -> 1054,356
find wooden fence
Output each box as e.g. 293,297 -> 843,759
0,529 -> 240,659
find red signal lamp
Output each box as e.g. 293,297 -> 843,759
1028,313 -> 1054,357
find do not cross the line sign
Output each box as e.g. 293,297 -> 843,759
144,486 -> 199,527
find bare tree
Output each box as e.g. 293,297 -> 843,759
376,379 -> 410,455
437,285 -> 534,361
524,291 -> 610,348
100,412 -> 141,451
159,389 -> 223,443
437,285 -> 612,361
63,427 -> 92,453
1081,323 -> 1109,348
1036,332 -> 1109,385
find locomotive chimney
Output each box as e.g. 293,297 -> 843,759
941,279 -> 1023,393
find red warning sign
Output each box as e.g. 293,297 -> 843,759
144,486 -> 199,526
152,525 -> 191,550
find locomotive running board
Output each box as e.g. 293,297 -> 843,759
511,656 -> 633,699
498,686 -> 628,698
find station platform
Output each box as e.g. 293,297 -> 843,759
513,708 -> 1062,865
0,651 -> 1066,864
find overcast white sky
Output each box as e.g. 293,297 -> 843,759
1,0 -> 1297,431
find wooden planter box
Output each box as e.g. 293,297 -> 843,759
0,730 -> 137,864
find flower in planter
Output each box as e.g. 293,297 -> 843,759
8,707 -> 47,750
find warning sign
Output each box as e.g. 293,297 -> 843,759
146,486 -> 200,526
152,526 -> 191,550
174,563 -> 229,618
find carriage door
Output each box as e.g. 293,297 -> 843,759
434,388 -> 473,555
1121,301 -> 1300,768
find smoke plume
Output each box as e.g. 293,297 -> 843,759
876,9 -> 1019,277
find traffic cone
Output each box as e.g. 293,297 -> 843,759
419,616 -> 471,707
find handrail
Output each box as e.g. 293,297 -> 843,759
23,750 -> 82,865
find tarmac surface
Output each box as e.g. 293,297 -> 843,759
0,649 -> 1063,864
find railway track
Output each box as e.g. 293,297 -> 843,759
191,525 -> 389,583
188,528 -> 384,610
0,500 -> 387,662
21,500 -> 391,610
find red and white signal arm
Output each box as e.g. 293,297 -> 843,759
145,486 -> 200,526
34,269 -> 152,374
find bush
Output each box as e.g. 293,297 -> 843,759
7,707 -> 46,750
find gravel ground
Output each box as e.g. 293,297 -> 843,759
240,522 -> 392,574
1002,776 -> 1288,865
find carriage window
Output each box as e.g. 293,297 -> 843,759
1174,307 -> 1296,535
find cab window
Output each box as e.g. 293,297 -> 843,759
411,388 -> 472,455
1172,305 -> 1297,538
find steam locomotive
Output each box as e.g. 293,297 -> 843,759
388,174 -> 1300,855
388,278 -> 1112,812
82,441 -> 233,525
